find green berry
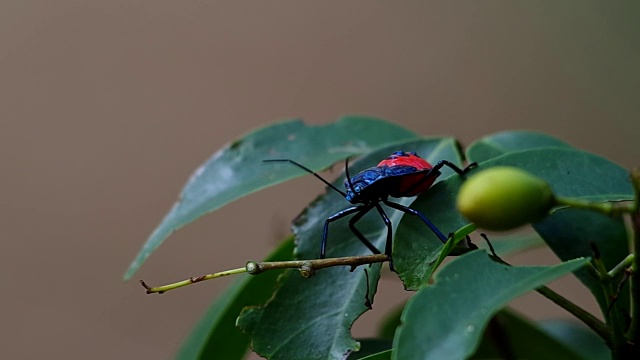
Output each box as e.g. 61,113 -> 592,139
456,166 -> 555,231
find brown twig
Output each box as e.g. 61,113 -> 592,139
141,254 -> 389,294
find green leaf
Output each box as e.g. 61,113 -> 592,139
534,210 -> 629,316
392,251 -> 589,360
237,265 -> 382,360
175,237 -> 294,360
471,309 -> 591,360
538,319 -> 611,360
125,116 -> 417,280
520,147 -> 632,315
237,138 -> 464,360
466,130 -> 573,163
378,234 -> 545,347
350,340 -> 393,359
482,148 -> 633,201
379,230 -> 545,337
394,147 -> 633,290
427,229 -> 547,290
356,349 -> 392,360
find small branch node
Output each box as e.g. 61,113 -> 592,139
190,276 -> 206,283
246,261 -> 261,275
140,280 -> 164,295
139,279 -> 151,290
299,262 -> 315,278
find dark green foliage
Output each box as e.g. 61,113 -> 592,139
472,309 -> 608,360
392,252 -> 588,360
130,118 -> 636,359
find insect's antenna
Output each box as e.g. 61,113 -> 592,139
344,157 -> 357,195
263,159 -> 347,198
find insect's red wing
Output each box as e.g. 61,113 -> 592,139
376,152 -> 436,197
378,151 -> 433,170
388,170 -> 437,197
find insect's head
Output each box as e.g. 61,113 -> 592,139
344,182 -> 363,203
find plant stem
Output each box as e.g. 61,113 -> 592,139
608,254 -> 635,279
140,267 -> 247,294
535,285 -> 613,347
140,254 -> 389,294
554,196 -> 634,216
591,242 -> 626,350
626,170 -> 640,344
245,254 -> 389,276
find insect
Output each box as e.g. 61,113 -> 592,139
265,151 -> 476,269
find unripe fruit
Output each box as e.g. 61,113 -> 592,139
456,166 -> 555,231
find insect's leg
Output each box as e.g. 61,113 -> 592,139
383,200 -> 448,243
322,206 -> 362,258
480,233 -> 499,258
347,204 -> 379,255
431,160 -> 477,175
374,203 -> 395,271
400,160 -> 478,197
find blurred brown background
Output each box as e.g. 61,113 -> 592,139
1,1 -> 638,359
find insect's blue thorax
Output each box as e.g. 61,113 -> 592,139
344,165 -> 420,203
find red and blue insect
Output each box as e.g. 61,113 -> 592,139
265,151 -> 476,269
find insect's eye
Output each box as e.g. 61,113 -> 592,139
345,190 -> 354,202
392,151 -> 404,156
